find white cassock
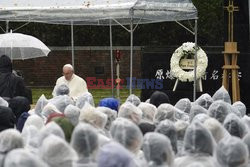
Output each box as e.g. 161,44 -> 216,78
52,74 -> 88,100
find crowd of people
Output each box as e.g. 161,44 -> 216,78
0,83 -> 249,167
0,56 -> 250,167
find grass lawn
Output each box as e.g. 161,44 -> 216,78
31,87 -> 141,105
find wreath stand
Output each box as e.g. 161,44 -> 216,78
172,58 -> 203,92
222,0 -> 240,102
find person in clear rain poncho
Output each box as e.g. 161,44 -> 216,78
4,148 -> 49,167
175,98 -> 191,114
126,94 -> 141,106
97,141 -> 136,167
34,94 -> 49,116
39,134 -> 78,167
64,104 -> 80,126
243,133 -> 250,165
174,121 -> 218,167
154,104 -> 176,124
110,117 -> 147,166
142,132 -> 174,167
232,101 -> 246,117
79,104 -> 110,146
212,86 -> 231,104
189,104 -> 208,123
208,100 -> 230,123
76,92 -> 95,109
203,118 -> 229,143
23,114 -> 44,131
37,122 -> 65,146
155,120 -> 177,154
96,106 -> 117,137
194,93 -> 213,110
71,123 -> 99,167
118,102 -> 142,125
54,84 -> 70,96
21,125 -> 40,154
49,95 -> 74,113
174,120 -> 189,156
41,103 -> 62,122
223,113 -> 246,138
0,129 -> 24,167
138,102 -> 157,135
215,136 -> 249,167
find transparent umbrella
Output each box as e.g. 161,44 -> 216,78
0,32 -> 50,60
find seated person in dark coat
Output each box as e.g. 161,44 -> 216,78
0,55 -> 27,99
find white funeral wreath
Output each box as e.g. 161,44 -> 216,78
170,42 -> 208,82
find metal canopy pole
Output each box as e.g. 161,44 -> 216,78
193,19 -> 198,101
6,21 -> 9,33
129,9 -> 134,95
71,21 -> 75,68
109,20 -> 114,97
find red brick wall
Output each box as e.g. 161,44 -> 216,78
12,46 -> 142,87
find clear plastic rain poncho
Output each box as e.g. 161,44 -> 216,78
79,105 -> 107,131
189,104 -> 208,123
154,103 -> 176,124
233,101 -> 246,117
41,103 -> 62,119
208,100 -> 230,123
4,148 -> 49,167
76,92 -> 95,109
97,142 -> 136,167
118,102 -> 142,125
143,132 -> 174,167
223,113 -> 246,138
138,102 -> 157,123
183,121 -> 215,156
174,120 -> 189,156
243,133 -> 250,161
203,118 -> 229,143
55,84 -> 70,96
174,121 -> 217,167
175,98 -> 191,114
212,86 -> 231,104
64,104 -> 80,126
96,106 -> 117,136
194,93 -> 213,110
0,129 -> 24,166
49,95 -> 74,113
0,96 -> 8,107
34,94 -> 49,116
242,115 -> 250,132
0,129 -> 24,153
23,114 -> 44,130
215,136 -> 249,167
155,119 -> 177,154
71,123 -> 98,165
21,125 -> 40,153
110,117 -> 143,154
110,117 -> 146,166
37,122 -> 65,146
230,104 -> 242,118
39,134 -> 78,167
126,94 -> 141,107
192,113 -> 210,124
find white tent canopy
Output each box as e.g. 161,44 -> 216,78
0,0 -> 199,100
0,0 -> 197,25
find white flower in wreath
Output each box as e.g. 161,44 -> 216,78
170,42 -> 208,82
